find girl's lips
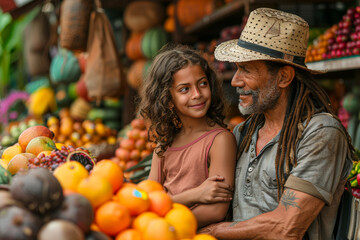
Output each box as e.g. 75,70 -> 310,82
190,102 -> 206,108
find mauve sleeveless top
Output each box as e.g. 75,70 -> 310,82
156,128 -> 228,197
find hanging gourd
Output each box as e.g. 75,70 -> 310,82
60,0 -> 94,51
50,48 -> 82,84
125,32 -> 145,61
141,27 -> 168,59
127,59 -> 152,90
124,1 -> 165,33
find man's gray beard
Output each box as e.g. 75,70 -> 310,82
237,83 -> 281,115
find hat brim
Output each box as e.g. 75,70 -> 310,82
214,39 -> 326,74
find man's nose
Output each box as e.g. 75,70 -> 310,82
231,70 -> 245,88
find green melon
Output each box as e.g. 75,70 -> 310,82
141,27 -> 168,59
343,93 -> 360,114
50,48 -> 81,84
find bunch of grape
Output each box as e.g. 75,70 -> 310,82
27,146 -> 92,171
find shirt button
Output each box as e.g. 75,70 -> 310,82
250,153 -> 255,158
248,167 -> 253,172
251,148 -> 254,152
246,178 -> 251,183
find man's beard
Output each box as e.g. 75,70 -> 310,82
237,82 -> 281,115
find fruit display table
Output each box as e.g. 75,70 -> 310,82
306,56 -> 360,72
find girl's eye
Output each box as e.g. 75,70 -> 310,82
199,81 -> 208,87
179,87 -> 189,93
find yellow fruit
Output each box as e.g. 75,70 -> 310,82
53,161 -> 89,191
55,143 -> 65,150
77,175 -> 113,208
47,116 -> 59,127
165,204 -> 197,239
193,234 -> 217,240
7,154 -> 29,175
0,159 -> 9,169
143,218 -> 177,240
1,144 -> 23,161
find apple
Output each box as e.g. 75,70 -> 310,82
355,12 -> 360,19
346,48 -> 352,56
355,18 -> 360,26
338,42 -> 346,50
356,6 -> 360,13
342,27 -> 351,35
347,7 -> 356,16
352,48 -> 360,55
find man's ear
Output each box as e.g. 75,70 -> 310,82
278,65 -> 295,88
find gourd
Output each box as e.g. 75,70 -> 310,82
127,59 -> 152,90
141,27 -> 168,59
125,32 -> 145,61
50,48 -> 82,84
124,1 -> 165,33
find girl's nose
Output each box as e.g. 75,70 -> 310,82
231,70 -> 245,88
191,87 -> 201,99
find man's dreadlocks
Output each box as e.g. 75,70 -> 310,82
236,62 -> 356,200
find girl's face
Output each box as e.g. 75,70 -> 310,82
170,64 -> 211,122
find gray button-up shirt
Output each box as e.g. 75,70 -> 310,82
232,113 -> 353,239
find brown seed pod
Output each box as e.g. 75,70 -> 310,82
10,168 -> 64,215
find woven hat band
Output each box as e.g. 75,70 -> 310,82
237,39 -> 306,67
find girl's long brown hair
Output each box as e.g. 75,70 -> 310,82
237,62 -> 356,200
137,44 -> 228,157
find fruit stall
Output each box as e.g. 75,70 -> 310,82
1,0 -> 360,239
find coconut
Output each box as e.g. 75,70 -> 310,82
50,193 -> 94,233
38,220 -> 84,240
10,168 -> 64,215
0,205 -> 43,240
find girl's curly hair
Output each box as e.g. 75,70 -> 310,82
137,44 -> 228,157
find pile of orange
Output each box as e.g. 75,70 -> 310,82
111,118 -> 156,179
54,160 -> 217,239
47,108 -> 117,148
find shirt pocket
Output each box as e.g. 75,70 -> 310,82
233,166 -> 242,209
259,169 -> 278,212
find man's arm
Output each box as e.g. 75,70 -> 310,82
200,188 -> 325,240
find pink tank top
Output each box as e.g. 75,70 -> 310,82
157,128 -> 228,197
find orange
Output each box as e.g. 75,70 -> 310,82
193,234 -> 217,240
53,161 -> 89,192
114,185 -> 150,216
148,190 -> 173,217
90,223 -> 101,232
165,204 -> 197,239
95,201 -> 131,236
143,218 -> 177,240
115,229 -> 142,240
1,144 -> 23,161
91,160 -> 124,193
137,179 -> 164,193
132,211 -> 159,233
77,175 -> 113,208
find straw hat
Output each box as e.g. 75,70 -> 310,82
215,8 -> 324,74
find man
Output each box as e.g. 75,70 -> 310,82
200,8 -> 355,239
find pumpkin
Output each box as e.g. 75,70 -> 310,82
164,17 -> 175,33
124,1 -> 165,33
176,0 -> 214,27
127,60 -> 152,90
125,32 -> 145,61
141,27 -> 168,59
50,48 -> 82,84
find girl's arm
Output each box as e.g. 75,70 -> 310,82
191,130 -> 237,228
147,151 -> 161,182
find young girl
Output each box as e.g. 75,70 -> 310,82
137,45 -> 236,228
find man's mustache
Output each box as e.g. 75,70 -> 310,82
236,88 -> 257,95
